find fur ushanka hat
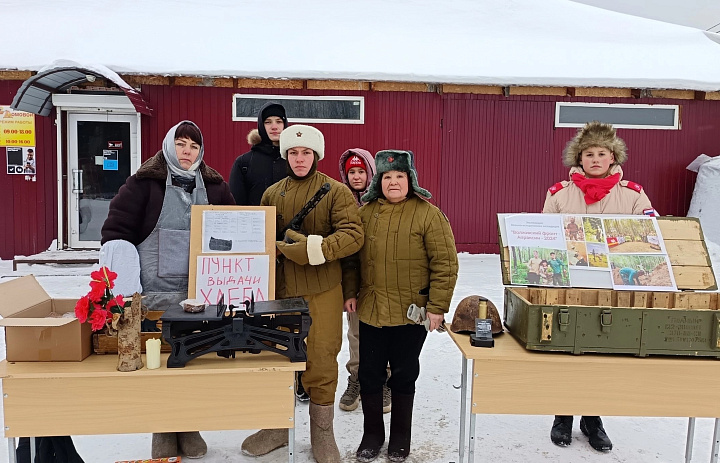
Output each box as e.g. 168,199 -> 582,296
562,121 -> 628,168
362,150 -> 431,202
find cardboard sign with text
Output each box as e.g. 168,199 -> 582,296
189,205 -> 276,304
195,254 -> 270,305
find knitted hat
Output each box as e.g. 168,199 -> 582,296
362,150 -> 431,202
280,125 -> 325,160
562,121 -> 627,168
261,103 -> 287,123
344,155 -> 367,175
256,102 -> 288,145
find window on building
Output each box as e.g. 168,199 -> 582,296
233,94 -> 364,124
555,102 -> 680,130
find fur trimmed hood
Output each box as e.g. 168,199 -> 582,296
562,121 -> 627,168
136,151 -> 225,184
362,150 -> 431,203
247,129 -> 262,146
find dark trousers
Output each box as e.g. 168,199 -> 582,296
358,322 -> 427,395
17,436 -> 85,463
552,273 -> 563,286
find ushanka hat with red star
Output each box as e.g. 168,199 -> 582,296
362,150 -> 432,202
279,125 -> 325,160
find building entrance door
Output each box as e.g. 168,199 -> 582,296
67,113 -> 139,248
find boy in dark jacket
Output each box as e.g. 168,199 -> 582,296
228,102 -> 288,206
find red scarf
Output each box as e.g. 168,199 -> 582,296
571,172 -> 620,204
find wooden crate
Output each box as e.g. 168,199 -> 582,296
499,217 -> 720,357
505,287 -> 720,357
93,311 -> 171,354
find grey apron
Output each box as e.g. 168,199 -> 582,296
137,170 -> 208,310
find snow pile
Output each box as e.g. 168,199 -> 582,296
2,0 -> 720,90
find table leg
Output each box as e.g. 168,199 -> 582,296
469,409 -> 477,463
289,426 -> 295,463
30,437 -> 35,462
468,359 -> 476,463
686,417 -> 696,463
459,356 -> 468,463
7,437 -> 16,463
711,418 -> 719,463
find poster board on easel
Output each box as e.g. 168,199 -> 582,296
189,205 -> 276,306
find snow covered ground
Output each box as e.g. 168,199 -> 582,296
0,252 -> 718,462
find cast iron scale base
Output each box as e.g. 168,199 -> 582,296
160,295 -> 311,368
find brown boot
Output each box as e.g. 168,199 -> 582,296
241,429 -> 289,456
310,402 -> 341,463
151,432 -> 178,459
177,431 -> 207,459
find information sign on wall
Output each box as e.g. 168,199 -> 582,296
0,106 -> 36,147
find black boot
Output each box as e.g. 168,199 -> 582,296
356,393 -> 385,462
295,371 -> 309,402
550,415 -> 573,447
580,416 -> 613,451
387,392 -> 414,462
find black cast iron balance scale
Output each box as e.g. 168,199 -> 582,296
160,293 -> 311,368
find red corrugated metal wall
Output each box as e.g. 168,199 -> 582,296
441,94 -> 720,253
0,81 -> 57,260
140,86 -> 443,203
2,83 -> 720,259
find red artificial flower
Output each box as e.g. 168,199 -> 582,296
88,308 -> 109,331
78,266 -> 127,331
74,295 -> 91,324
90,267 -> 117,290
88,280 -> 107,301
108,295 -> 125,312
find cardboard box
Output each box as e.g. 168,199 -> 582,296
0,275 -> 92,361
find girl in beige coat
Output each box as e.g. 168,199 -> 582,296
544,121 -> 656,453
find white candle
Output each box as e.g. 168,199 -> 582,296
146,338 -> 161,369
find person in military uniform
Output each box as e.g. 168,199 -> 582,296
241,125 -> 364,463
542,120 -> 657,452
343,150 -> 458,462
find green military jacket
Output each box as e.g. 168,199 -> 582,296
261,171 -> 364,297
343,195 -> 458,327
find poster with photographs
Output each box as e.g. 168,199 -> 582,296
6,146 -> 36,175
503,213 -> 676,291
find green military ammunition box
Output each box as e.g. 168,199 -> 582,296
500,217 -> 720,358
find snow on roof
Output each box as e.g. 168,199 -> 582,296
3,0 -> 720,91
